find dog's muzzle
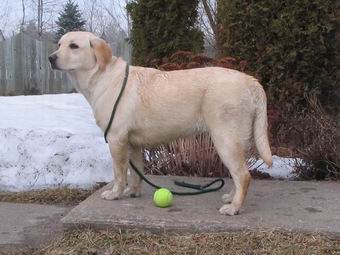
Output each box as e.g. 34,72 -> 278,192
48,54 -> 59,69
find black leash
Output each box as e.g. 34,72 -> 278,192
104,63 -> 225,195
129,161 -> 224,195
104,64 -> 130,143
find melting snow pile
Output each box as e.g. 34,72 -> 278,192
0,94 -> 112,191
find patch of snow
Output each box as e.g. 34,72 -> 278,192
251,156 -> 299,179
0,94 -> 113,191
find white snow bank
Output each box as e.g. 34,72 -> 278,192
0,94 -> 113,191
0,93 -> 297,192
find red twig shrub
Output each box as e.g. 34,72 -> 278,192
154,51 -> 248,73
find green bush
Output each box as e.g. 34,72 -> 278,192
217,0 -> 339,106
127,0 -> 204,66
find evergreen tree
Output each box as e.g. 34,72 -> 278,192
55,0 -> 86,41
127,0 -> 204,66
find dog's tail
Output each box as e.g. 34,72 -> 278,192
253,83 -> 273,167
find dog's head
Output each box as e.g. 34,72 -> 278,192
49,31 -> 112,72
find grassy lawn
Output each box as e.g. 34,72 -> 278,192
0,185 -> 105,206
11,229 -> 340,255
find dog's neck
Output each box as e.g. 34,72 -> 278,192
68,68 -> 98,101
68,56 -> 124,106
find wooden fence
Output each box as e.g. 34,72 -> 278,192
0,32 -> 72,96
0,32 -> 132,96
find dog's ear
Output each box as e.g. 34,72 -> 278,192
90,38 -> 112,71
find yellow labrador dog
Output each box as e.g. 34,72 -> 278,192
49,31 -> 272,215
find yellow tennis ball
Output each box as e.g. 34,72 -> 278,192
153,188 -> 173,208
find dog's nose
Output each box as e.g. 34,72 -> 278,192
48,54 -> 57,64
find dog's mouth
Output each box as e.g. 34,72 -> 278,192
50,62 -> 60,70
49,63 -> 75,72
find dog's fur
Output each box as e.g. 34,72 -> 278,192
49,31 -> 272,215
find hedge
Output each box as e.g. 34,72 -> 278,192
217,0 -> 339,107
127,0 -> 204,66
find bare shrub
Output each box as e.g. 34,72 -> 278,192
275,94 -> 340,180
158,51 -> 246,71
144,133 -> 226,177
144,133 -> 261,178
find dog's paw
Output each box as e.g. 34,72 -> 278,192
221,193 -> 233,204
123,186 -> 142,198
101,190 -> 121,200
219,204 -> 239,216
130,192 -> 141,198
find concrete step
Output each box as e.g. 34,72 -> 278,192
62,176 -> 340,237
0,202 -> 71,250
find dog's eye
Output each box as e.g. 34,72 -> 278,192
58,43 -> 61,48
69,43 -> 79,49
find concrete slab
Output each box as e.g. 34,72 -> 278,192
62,176 -> 340,237
0,202 -> 71,250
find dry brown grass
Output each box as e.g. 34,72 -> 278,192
0,186 -> 104,205
11,229 -> 340,255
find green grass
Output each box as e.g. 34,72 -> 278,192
11,229 -> 340,255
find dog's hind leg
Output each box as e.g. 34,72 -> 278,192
124,146 -> 143,198
211,130 -> 251,215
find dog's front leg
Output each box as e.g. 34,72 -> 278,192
124,145 -> 143,197
101,140 -> 128,200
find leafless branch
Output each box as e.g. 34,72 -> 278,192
21,0 -> 26,28
201,0 -> 217,36
100,0 -> 131,36
0,0 -> 10,35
